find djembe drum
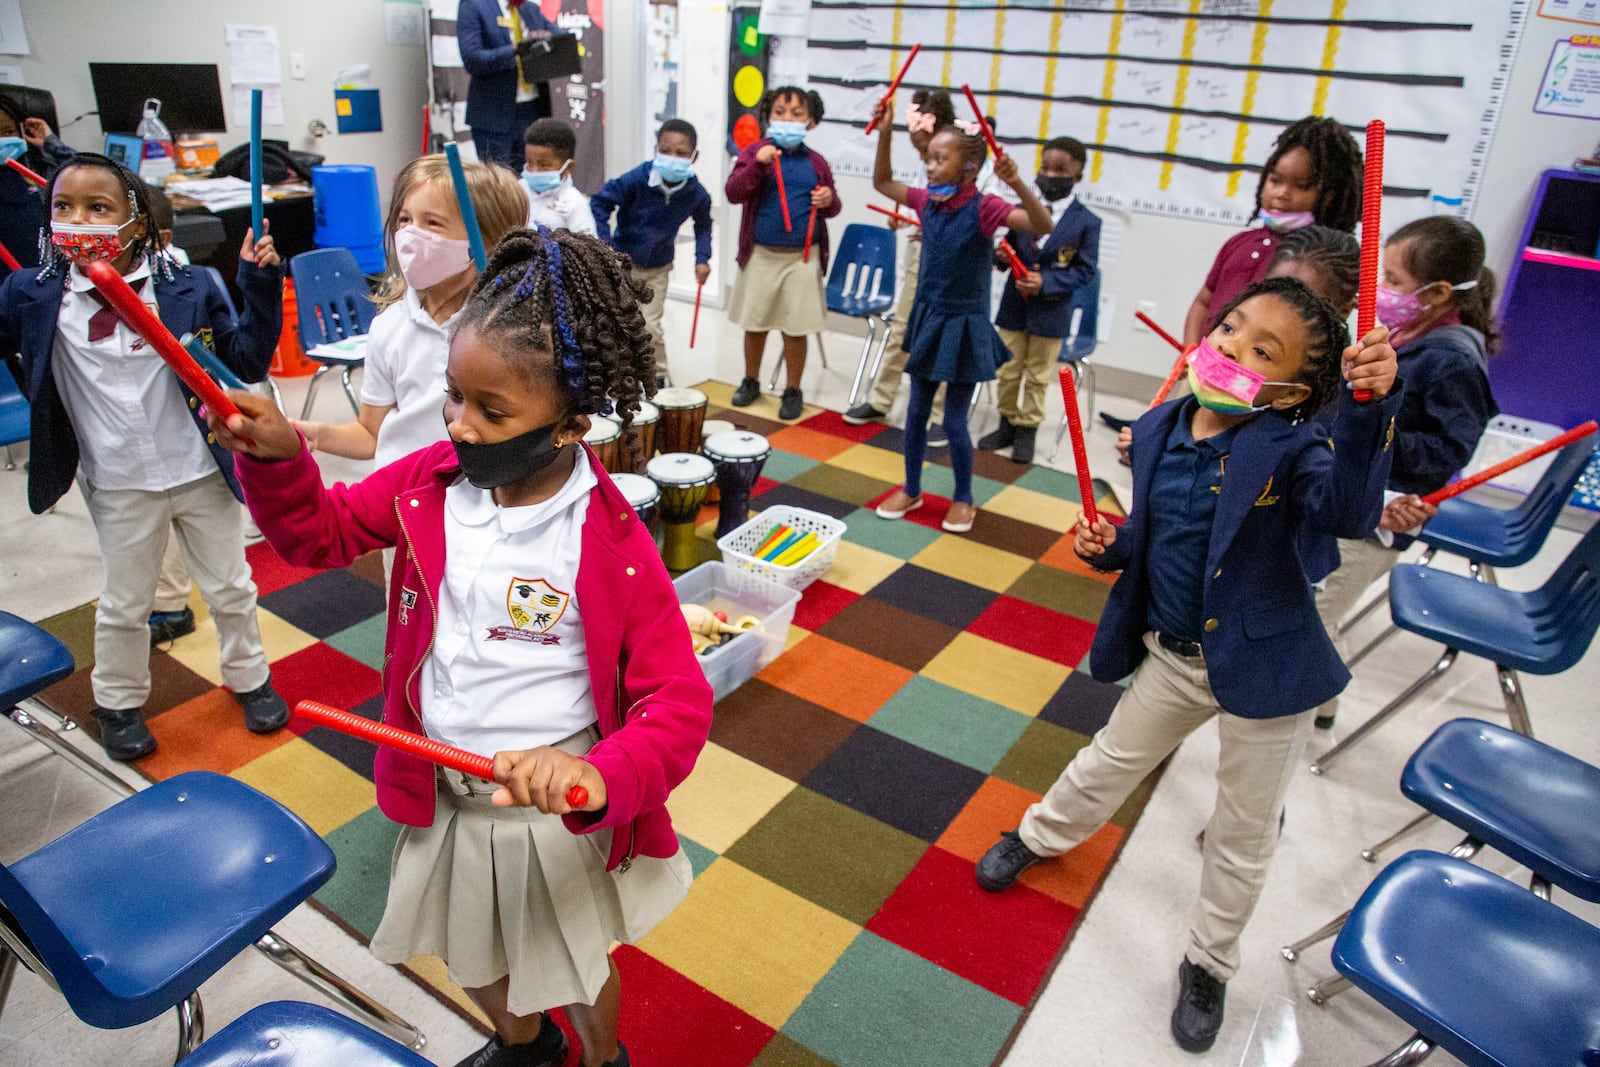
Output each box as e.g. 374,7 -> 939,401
655,387 -> 707,456
583,415 -> 623,474
626,399 -> 660,473
646,452 -> 715,571
611,472 -> 661,546
703,430 -> 771,538
699,419 -> 735,502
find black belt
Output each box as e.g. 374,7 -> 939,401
1157,632 -> 1203,659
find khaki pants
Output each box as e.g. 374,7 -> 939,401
995,329 -> 1063,428
80,471 -> 270,710
1019,633 -> 1314,981
868,247 -> 945,422
1312,536 -> 1401,723
152,528 -> 193,613
633,264 -> 673,380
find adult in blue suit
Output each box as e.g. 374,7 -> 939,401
456,0 -> 567,169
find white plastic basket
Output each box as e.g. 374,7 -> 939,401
717,505 -> 846,591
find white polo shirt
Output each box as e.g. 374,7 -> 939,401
360,288 -> 460,469
419,449 -> 600,756
50,259 -> 216,492
525,180 -> 597,236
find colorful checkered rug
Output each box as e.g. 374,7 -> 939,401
37,381 -> 1147,1067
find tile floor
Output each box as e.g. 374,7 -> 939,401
2,295 -> 1597,1066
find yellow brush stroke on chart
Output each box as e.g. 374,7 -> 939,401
1091,1 -> 1127,183
1314,0 -> 1347,116
891,4 -> 904,79
1158,0 -> 1204,191
989,0 -> 1008,123
941,0 -> 959,86
1226,0 -> 1274,198
1036,9 -> 1065,172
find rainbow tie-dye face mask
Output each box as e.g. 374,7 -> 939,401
1185,337 -> 1298,415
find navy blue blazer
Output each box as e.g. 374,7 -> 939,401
456,0 -> 565,135
590,162 -> 713,270
995,199 -> 1100,338
1086,388 -> 1403,718
0,260 -> 284,515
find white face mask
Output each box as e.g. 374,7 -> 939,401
394,224 -> 473,292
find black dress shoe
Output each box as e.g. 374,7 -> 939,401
1171,959 -> 1226,1053
778,387 -> 804,421
233,676 -> 290,733
453,1017 -> 568,1067
1100,412 -> 1133,432
93,706 -> 156,761
975,421 -> 1014,451
147,607 -> 196,648
730,377 -> 761,407
975,829 -> 1044,892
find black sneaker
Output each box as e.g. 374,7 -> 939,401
731,377 -> 761,407
148,607 -> 196,648
234,676 -> 290,733
1010,425 -> 1037,465
842,403 -> 887,426
1171,959 -> 1226,1053
975,829 -> 1044,892
93,706 -> 157,761
976,422 -> 1014,451
453,1018 -> 568,1067
1314,712 -> 1336,730
778,388 -> 804,421
603,1044 -> 631,1067
926,424 -> 949,449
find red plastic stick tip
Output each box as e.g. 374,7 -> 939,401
566,785 -> 589,809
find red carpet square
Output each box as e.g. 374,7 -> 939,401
615,946 -> 775,1067
968,595 -> 1097,667
800,409 -> 889,443
246,540 -> 327,596
791,580 -> 859,631
270,643 -> 382,718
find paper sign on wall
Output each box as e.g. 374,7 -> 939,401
1535,34 -> 1600,118
1540,0 -> 1600,25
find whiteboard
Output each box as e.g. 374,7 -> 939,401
802,0 -> 1529,230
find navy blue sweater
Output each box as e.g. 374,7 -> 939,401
590,162 -> 713,271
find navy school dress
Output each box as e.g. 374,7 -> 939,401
903,186 -> 1011,385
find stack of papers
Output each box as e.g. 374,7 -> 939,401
163,176 -> 255,211
306,336 -> 370,360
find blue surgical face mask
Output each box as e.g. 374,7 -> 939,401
768,121 -> 807,149
521,164 -> 568,195
927,182 -> 960,201
0,137 -> 25,163
1258,209 -> 1316,233
651,154 -> 694,185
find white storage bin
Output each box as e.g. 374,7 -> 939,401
673,561 -> 801,703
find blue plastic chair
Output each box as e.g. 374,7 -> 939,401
0,366 -> 29,472
1047,270 -> 1102,462
289,248 -> 375,419
1332,851 -> 1600,1067
0,610 -> 74,710
0,771 -> 336,1061
179,1001 -> 431,1066
1312,517 -> 1600,776
768,223 -> 893,399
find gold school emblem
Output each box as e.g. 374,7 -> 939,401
486,578 -> 570,644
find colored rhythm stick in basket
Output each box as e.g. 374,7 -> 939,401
444,143 -> 489,272
249,89 -> 265,244
1353,120 -> 1385,403
867,203 -> 920,227
1420,422 -> 1597,506
1058,365 -> 1097,526
82,259 -> 242,423
293,701 -> 591,808
865,43 -> 922,135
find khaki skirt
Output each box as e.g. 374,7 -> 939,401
729,244 -> 827,336
368,726 -> 693,1015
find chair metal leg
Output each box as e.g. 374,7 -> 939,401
340,366 -> 361,416
1079,359 -> 1096,424
0,945 -> 18,1021
3,443 -> 13,471
816,332 -> 828,369
1344,621 -> 1400,669
300,365 -> 330,418
1048,416 -> 1069,463
1305,973 -> 1351,1004
1310,649 -> 1459,775
768,354 -> 783,392
846,318 -> 880,409
173,991 -> 205,1062
1367,1035 -> 1436,1066
264,377 -> 284,413
1282,909 -> 1352,962
1498,666 -> 1532,736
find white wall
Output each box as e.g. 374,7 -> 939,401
5,0 -> 430,203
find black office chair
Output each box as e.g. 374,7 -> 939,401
0,86 -> 60,133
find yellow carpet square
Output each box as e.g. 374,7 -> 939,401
784,625 -> 811,653
827,443 -> 910,484
824,541 -> 904,595
667,742 -> 796,852
909,535 -> 1033,593
232,740 -> 378,837
637,858 -> 860,1028
166,607 -> 318,686
920,632 -> 1071,716
983,484 -> 1082,532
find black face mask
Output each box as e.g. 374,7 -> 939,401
1036,175 -> 1076,202
448,416 -> 566,489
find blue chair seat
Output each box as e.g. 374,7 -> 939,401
0,611 -> 75,709
2,771 -> 335,1030
1333,851 -> 1600,1067
1,366 -> 31,464
1404,719 -> 1600,902
829,292 -> 894,318
180,1001 -> 429,1065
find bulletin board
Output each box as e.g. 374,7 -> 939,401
800,1 -> 1530,229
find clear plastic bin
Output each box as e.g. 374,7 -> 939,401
673,561 -> 800,703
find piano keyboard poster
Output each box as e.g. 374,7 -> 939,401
797,0 -> 1530,229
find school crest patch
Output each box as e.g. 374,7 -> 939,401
487,577 -> 569,644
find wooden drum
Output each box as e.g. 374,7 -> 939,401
611,472 -> 661,545
655,387 -> 707,456
583,415 -> 623,474
626,399 -> 660,473
646,452 -> 715,571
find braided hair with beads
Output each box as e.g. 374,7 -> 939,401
457,226 -> 656,428
1251,117 -> 1364,233
37,153 -> 180,280
1208,275 -> 1352,422
1269,225 -> 1361,313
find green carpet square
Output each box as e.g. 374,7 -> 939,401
680,834 -> 718,877
840,507 -> 943,559
992,718 -> 1093,795
761,448 -> 822,484
315,806 -> 401,939
1006,561 -> 1112,622
915,466 -> 1008,506
1013,464 -> 1083,501
787,465 -> 897,508
324,614 -> 388,671
868,676 -> 1032,774
782,931 -> 1019,1067
724,787 -> 928,926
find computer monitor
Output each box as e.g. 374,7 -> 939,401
89,63 -> 228,135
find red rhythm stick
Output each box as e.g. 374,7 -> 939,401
689,278 -> 703,348
802,205 -> 817,262
865,43 -> 923,135
1354,119 -> 1385,403
1420,421 -> 1598,506
294,701 -> 591,807
5,157 -> 45,186
0,236 -> 19,272
772,155 -> 793,232
867,203 -> 920,227
1135,310 -> 1184,354
1147,346 -> 1193,410
82,258 -> 242,423
1059,366 -> 1097,525
959,84 -> 1005,161
998,239 -> 1033,297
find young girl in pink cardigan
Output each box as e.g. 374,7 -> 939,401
210,227 -> 711,1067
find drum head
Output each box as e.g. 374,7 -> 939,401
700,419 -> 736,440
646,451 -> 716,485
584,415 -> 621,444
610,472 -> 660,509
654,387 -> 708,411
703,430 -> 771,461
633,400 -> 660,425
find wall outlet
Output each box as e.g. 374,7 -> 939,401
1134,300 -> 1157,331
290,52 -> 307,80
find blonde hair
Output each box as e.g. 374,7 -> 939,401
373,154 -> 528,309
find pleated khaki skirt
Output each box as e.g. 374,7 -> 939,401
368,726 -> 693,1015
729,244 -> 826,336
